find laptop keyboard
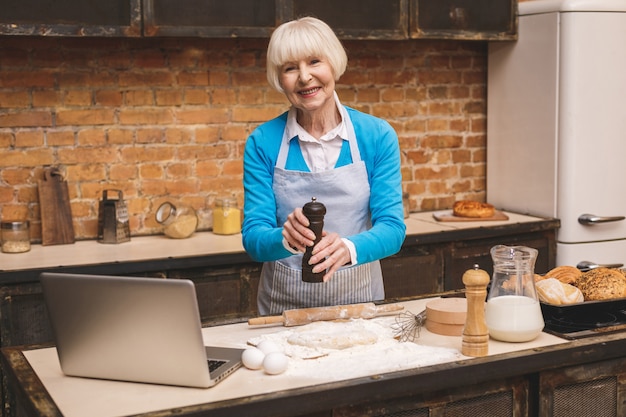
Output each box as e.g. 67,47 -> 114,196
208,359 -> 227,372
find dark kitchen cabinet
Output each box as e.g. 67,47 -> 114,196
0,263 -> 261,350
539,357 -> 626,417
283,0 -> 409,40
383,219 -> 558,299
0,0 -> 141,37
167,263 -> 261,325
142,0 -> 277,38
410,0 -> 518,40
0,284 -> 52,349
381,244 -> 444,298
144,0 -> 515,40
0,0 -> 516,40
143,0 -> 409,39
444,231 -> 555,291
334,376 -> 529,416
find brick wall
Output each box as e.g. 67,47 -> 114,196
0,36 -> 487,241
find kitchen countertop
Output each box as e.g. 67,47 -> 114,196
13,297 -> 569,417
0,211 -> 555,275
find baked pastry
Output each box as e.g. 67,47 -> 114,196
452,200 -> 495,218
544,265 -> 582,285
536,278 -> 584,305
576,267 -> 626,301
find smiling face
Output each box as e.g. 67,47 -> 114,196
279,56 -> 337,115
266,17 -> 348,94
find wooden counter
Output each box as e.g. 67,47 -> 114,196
0,232 -> 248,284
0,211 -> 558,283
0,210 -> 561,347
2,297 -> 625,417
0,212 -> 560,417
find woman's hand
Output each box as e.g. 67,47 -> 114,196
282,208 -> 351,282
309,232 -> 351,282
282,208 -> 315,252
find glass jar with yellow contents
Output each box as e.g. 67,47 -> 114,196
213,197 -> 241,235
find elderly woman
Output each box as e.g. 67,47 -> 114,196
242,17 -> 406,315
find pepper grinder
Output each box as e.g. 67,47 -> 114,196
301,197 -> 326,283
461,264 -> 490,357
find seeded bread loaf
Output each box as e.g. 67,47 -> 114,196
577,267 -> 626,301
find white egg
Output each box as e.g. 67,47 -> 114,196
262,352 -> 289,375
256,340 -> 281,355
241,347 -> 265,370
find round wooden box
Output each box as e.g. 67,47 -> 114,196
425,298 -> 467,336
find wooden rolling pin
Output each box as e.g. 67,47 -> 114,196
248,302 -> 404,327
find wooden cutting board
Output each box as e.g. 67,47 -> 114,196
432,210 -> 509,222
38,168 -> 75,246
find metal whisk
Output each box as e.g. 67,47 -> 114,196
392,309 -> 427,342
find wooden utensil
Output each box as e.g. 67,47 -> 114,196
461,266 -> 490,357
38,167 -> 75,246
248,302 -> 404,327
432,210 -> 509,222
425,297 -> 467,336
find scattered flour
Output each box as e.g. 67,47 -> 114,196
247,317 -> 463,380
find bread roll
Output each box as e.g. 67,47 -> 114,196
544,265 -> 582,285
536,278 -> 584,305
452,200 -> 495,218
577,267 -> 626,301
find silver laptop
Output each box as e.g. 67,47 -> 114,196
40,272 -> 243,388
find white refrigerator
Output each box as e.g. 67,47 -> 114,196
487,0 -> 626,268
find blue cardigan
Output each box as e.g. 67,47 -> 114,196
242,106 -> 406,266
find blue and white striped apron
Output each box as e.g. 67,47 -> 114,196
257,105 -> 384,315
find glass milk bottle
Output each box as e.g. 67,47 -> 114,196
485,245 -> 544,342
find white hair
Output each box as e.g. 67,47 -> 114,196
266,17 -> 348,93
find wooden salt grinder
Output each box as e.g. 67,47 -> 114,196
461,265 -> 490,357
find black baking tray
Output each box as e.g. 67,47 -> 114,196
540,297 -> 626,317
540,298 -> 626,316
541,297 -> 626,339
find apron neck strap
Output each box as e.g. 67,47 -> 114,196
276,104 -> 361,169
